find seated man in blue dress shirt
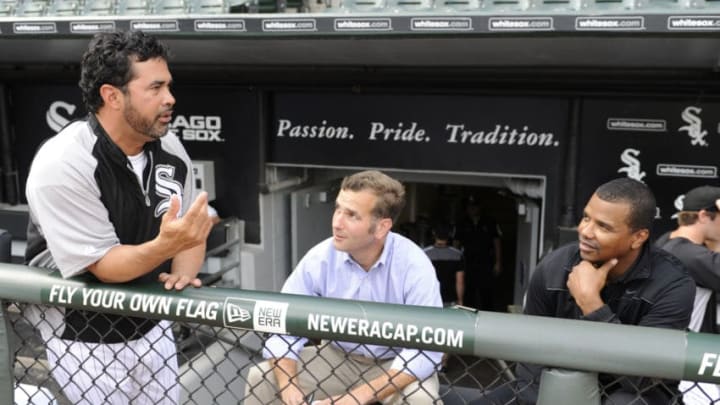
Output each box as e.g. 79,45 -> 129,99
245,170 -> 443,405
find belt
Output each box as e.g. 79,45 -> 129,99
324,341 -> 394,365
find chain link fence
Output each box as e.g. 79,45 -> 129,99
8,301 -> 512,404
6,294 -> 720,404
1,211 -> 719,405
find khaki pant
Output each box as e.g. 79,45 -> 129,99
244,344 -> 441,404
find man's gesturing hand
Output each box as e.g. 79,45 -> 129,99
158,191 -> 213,255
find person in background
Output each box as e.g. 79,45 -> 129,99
424,222 -> 465,307
245,170 -> 443,405
24,30 -> 213,405
655,185 -> 720,405
454,197 -> 502,310
656,185 -> 720,334
423,222 -> 464,372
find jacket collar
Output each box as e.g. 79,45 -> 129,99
566,242 -> 652,284
88,113 -> 129,166
88,113 -> 159,163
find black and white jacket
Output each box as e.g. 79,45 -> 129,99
25,114 -> 196,343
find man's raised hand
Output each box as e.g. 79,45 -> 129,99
158,191 -> 214,256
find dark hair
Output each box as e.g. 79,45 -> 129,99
677,210 -> 716,226
340,170 -> 405,222
79,30 -> 170,113
433,223 -> 451,241
595,178 -> 656,231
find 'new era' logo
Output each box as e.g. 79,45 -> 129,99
226,303 -> 251,323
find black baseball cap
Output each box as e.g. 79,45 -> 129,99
682,186 -> 720,212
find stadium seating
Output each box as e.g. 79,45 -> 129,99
14,1 -> 47,16
340,0 -> 386,12
116,0 -> 149,14
154,0 -> 187,14
387,0 -> 434,11
81,0 -> 115,15
435,0 -> 481,12
48,0 -> 80,15
189,0 -> 227,14
0,3 -> 13,15
0,0 -> 714,18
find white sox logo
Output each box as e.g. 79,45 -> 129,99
678,106 -> 708,146
46,101 -> 76,133
154,165 -> 184,217
675,194 -> 685,211
671,194 -> 685,219
617,148 -> 646,182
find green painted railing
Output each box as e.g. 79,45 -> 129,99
2,264 -> 720,386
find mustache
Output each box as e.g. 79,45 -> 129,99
579,237 -> 598,249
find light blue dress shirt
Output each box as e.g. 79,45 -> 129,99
263,231 -> 443,380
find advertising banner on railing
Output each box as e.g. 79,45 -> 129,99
10,83 -> 260,241
3,264 -> 720,385
577,98 -> 720,235
269,92 -> 569,175
25,267 -> 476,354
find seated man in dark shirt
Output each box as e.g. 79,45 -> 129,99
472,178 -> 695,405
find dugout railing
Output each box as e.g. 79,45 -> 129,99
2,263 -> 720,404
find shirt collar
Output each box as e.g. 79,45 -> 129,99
612,243 -> 652,283
567,242 -> 652,283
341,232 -> 394,271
